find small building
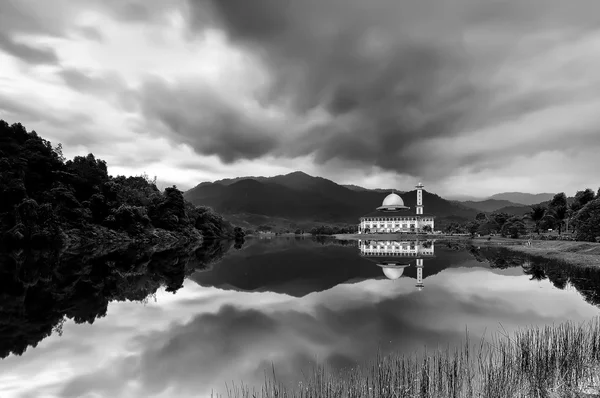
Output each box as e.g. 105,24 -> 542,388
358,183 -> 435,234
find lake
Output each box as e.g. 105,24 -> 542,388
1,237 -> 599,398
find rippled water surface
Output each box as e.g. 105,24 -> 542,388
1,237 -> 599,398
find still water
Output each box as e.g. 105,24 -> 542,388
1,237 -> 599,397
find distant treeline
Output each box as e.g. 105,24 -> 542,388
252,224 -> 358,235
0,120 -> 244,247
445,191 -> 600,241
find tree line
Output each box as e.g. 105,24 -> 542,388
0,120 -> 245,247
448,191 -> 600,242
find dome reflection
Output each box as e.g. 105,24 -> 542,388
358,239 -> 435,289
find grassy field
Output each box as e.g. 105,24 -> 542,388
215,319 -> 600,398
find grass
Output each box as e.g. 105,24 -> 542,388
487,240 -> 600,268
213,319 -> 600,398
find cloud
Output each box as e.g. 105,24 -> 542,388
75,26 -> 104,42
108,0 -> 597,185
2,0 -> 600,194
0,32 -> 59,64
136,77 -> 282,163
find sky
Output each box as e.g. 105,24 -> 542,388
1,0 -> 599,197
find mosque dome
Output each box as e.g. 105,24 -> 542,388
376,192 -> 409,211
382,193 -> 404,207
382,266 -> 406,280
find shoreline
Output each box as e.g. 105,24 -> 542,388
476,238 -> 600,267
332,233 -> 600,267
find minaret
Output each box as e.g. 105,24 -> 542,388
415,258 -> 424,291
415,182 -> 424,215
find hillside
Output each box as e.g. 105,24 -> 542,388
184,172 -> 478,227
495,205 -> 532,217
488,192 -> 555,205
342,184 -> 403,193
460,199 -> 526,213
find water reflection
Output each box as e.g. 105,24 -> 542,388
1,238 -> 600,398
0,239 -> 233,360
472,245 -> 600,307
359,239 -> 435,290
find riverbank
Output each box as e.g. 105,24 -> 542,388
220,319 -> 600,398
474,238 -> 600,267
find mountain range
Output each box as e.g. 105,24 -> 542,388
184,171 -> 551,228
487,192 -> 556,205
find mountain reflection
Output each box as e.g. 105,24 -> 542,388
0,239 -> 235,359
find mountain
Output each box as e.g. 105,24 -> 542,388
487,192 -> 555,205
459,199 -> 527,213
494,205 -> 533,217
495,196 -> 575,217
445,194 -> 485,201
342,184 -> 370,191
184,172 -> 478,227
342,184 -> 402,193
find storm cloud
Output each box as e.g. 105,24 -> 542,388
1,0 -> 600,193
121,0 -> 600,181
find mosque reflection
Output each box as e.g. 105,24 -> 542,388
358,239 -> 436,290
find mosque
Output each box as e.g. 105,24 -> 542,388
358,240 -> 435,290
358,183 -> 435,234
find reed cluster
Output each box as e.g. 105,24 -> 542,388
214,318 -> 600,398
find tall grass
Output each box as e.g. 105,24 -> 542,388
213,318 -> 600,398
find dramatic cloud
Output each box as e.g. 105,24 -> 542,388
1,0 -> 599,195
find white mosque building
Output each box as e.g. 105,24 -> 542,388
358,240 -> 435,290
358,183 -> 435,234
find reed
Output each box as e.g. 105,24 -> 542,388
213,318 -> 600,398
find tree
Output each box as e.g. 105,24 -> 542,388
501,217 -> 527,238
550,192 -> 568,209
475,212 -> 487,221
491,212 -> 511,230
571,189 -> 596,212
527,204 -> 547,234
466,221 -> 479,237
477,219 -> 500,235
546,193 -> 568,234
422,225 -> 432,233
573,198 -> 600,242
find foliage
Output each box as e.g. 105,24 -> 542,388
194,206 -> 236,239
571,188 -> 596,213
527,204 -> 547,234
444,222 -> 466,234
573,199 -> 600,242
500,217 -> 527,238
0,119 -> 241,246
546,192 -> 568,234
310,224 -> 357,235
490,212 -> 511,229
476,219 -> 500,235
466,221 -> 479,237
475,212 -> 487,221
